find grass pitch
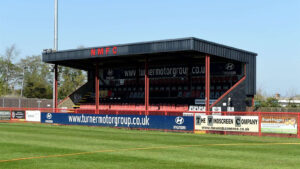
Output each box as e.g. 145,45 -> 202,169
1,123 -> 300,169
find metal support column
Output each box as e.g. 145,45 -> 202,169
298,113 -> 300,138
205,55 -> 210,112
95,63 -> 99,114
144,57 -> 149,114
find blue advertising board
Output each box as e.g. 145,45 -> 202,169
41,113 -> 194,131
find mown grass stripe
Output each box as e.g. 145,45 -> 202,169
1,142 -> 300,163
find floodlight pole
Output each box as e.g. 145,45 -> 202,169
53,0 -> 58,110
54,0 -> 58,50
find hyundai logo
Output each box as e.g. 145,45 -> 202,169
107,69 -> 113,76
46,113 -> 52,120
225,63 -> 235,71
175,116 -> 184,125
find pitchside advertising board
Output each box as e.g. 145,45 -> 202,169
261,115 -> 298,134
41,113 -> 194,131
1,110 -> 41,122
0,110 -> 10,120
26,110 -> 41,122
195,115 -> 259,132
11,110 -> 25,121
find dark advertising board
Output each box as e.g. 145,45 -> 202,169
11,111 -> 25,120
103,62 -> 242,79
41,112 -> 194,131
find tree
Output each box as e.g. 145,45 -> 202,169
265,97 -> 280,107
1,45 -> 86,99
20,55 -> 52,99
0,79 -> 4,96
17,55 -> 86,100
56,45 -> 87,100
58,67 -> 86,100
23,73 -> 52,98
254,86 -> 281,108
0,45 -> 22,95
0,64 -> 10,96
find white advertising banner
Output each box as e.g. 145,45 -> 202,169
189,105 -> 206,112
227,107 -> 235,112
26,110 -> 41,122
212,107 -> 221,112
195,115 -> 259,132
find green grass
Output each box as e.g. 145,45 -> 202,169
0,123 -> 300,169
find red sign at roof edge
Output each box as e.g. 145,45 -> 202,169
90,46 -> 117,56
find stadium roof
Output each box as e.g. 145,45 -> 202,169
42,37 -> 256,69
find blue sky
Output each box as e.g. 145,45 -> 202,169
1,0 -> 299,96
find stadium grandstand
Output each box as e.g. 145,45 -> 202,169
42,37 -> 257,112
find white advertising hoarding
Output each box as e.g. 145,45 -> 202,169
195,115 -> 259,132
26,110 -> 41,122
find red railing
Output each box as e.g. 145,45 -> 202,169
1,107 -> 299,139
0,107 -> 74,113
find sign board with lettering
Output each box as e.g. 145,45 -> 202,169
189,105 -> 206,112
227,107 -> 234,112
212,107 -> 222,112
41,112 -> 194,131
261,115 -> 297,134
103,63 -> 242,80
195,115 -> 259,132
0,111 -> 10,120
11,111 -> 25,120
26,110 -> 41,122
